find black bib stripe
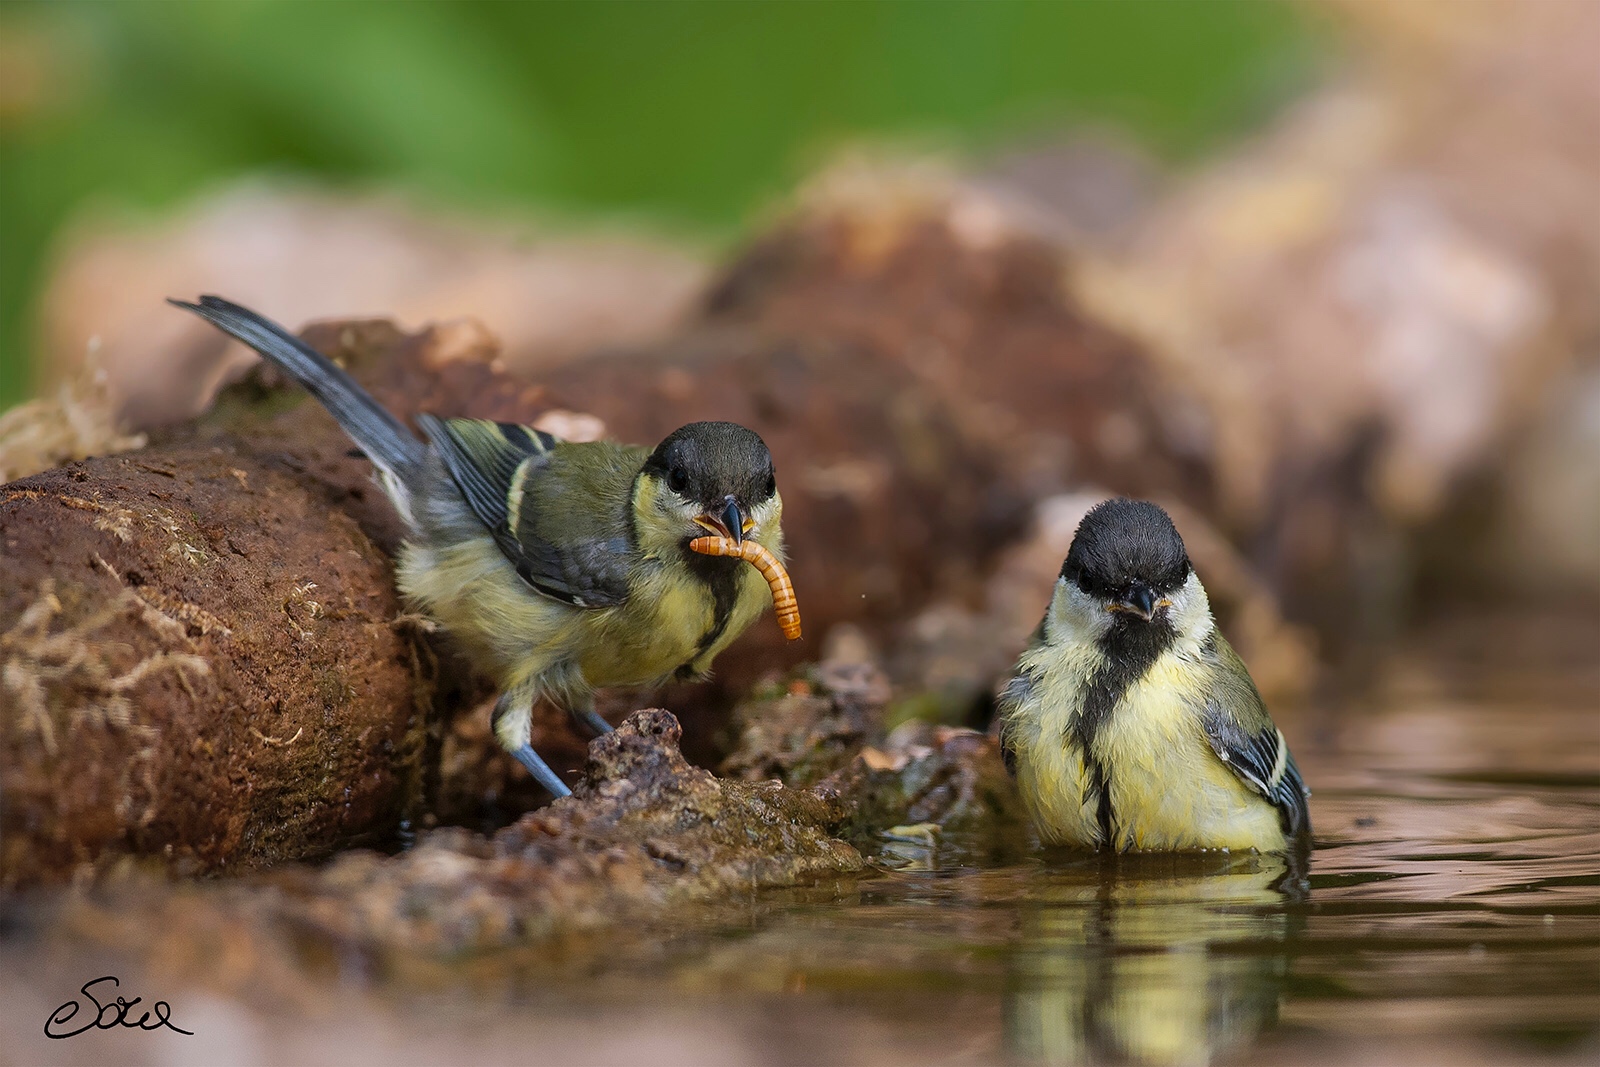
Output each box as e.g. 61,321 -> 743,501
1070,614 -> 1177,848
676,549 -> 742,676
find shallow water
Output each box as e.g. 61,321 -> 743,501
5,613 -> 1598,1065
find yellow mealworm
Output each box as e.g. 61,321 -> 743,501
688,537 -> 802,640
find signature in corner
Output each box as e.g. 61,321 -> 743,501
44,975 -> 194,1039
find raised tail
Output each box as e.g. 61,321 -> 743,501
169,295 -> 426,496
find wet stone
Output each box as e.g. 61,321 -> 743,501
820,721 -> 1033,860
263,710 -> 866,956
720,637 -> 1032,861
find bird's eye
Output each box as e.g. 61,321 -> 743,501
1076,571 -> 1093,594
668,467 -> 689,494
764,473 -> 776,497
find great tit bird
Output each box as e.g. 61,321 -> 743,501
998,498 -> 1310,853
171,295 -> 785,800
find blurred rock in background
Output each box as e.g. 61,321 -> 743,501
38,185 -> 708,428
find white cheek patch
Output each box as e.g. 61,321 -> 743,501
1166,571 -> 1214,653
1048,577 -> 1112,643
1047,571 -> 1213,651
750,494 -> 783,538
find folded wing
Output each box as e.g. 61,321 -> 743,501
1198,634 -> 1312,838
419,416 -> 634,608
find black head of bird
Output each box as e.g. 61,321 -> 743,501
639,421 -> 778,548
1061,498 -> 1192,625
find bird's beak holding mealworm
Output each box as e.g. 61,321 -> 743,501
688,536 -> 802,640
692,495 -> 750,546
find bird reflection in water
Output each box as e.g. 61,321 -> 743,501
1005,850 -> 1306,1066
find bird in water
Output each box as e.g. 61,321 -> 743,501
998,498 -> 1310,852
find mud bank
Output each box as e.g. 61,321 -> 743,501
21,702 -> 1016,989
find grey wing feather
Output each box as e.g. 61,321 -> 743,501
420,416 -> 554,531
996,622 -> 1054,779
419,416 -> 631,608
1199,638 -> 1312,838
535,535 -> 634,608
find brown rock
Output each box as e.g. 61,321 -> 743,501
47,710 -> 865,967
1062,0 -> 1600,618
818,720 -> 1031,860
720,632 -> 892,788
700,209 -> 1210,506
0,443 -> 425,885
286,710 -> 862,955
718,634 -> 1030,860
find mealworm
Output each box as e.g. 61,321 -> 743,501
688,537 -> 802,640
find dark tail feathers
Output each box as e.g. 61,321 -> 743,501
169,295 -> 425,481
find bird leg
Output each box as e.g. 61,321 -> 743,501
491,689 -> 571,798
568,693 -> 614,737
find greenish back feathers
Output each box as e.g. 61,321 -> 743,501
419,416 -> 645,607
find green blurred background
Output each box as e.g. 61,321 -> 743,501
0,0 -> 1315,411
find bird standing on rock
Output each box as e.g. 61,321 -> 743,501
172,295 -> 792,800
998,498 -> 1310,853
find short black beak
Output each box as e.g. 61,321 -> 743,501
1122,581 -> 1158,621
721,495 -> 744,546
